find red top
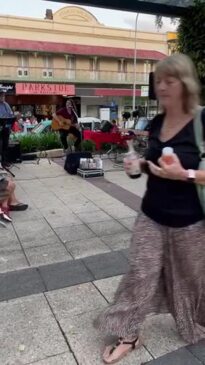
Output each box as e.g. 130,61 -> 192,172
56,107 -> 77,124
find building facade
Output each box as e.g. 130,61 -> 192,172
0,6 -> 169,119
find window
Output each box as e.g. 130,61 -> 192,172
67,56 -> 76,79
42,55 -> 53,78
17,54 -> 29,77
118,59 -> 127,81
89,58 -> 99,80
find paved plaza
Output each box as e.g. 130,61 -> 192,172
1,158 -> 205,365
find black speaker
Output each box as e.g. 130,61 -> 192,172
148,72 -> 156,100
7,141 -> 22,163
64,152 -> 92,175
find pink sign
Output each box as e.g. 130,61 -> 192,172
16,83 -> 75,95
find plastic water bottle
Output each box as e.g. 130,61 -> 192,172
124,140 -> 141,178
162,147 -> 174,165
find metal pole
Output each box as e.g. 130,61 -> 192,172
132,13 -> 139,114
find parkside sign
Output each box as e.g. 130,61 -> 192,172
16,83 -> 75,95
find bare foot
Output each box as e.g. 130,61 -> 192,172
103,337 -> 141,364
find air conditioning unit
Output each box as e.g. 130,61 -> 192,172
17,68 -> 29,77
42,69 -> 53,78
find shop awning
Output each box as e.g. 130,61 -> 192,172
46,0 -> 198,17
0,38 -> 166,60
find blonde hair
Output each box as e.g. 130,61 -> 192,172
155,53 -> 201,114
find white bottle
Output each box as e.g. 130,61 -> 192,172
124,140 -> 141,178
162,147 -> 174,165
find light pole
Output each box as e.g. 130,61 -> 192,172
132,13 -> 139,114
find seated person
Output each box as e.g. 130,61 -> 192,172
0,174 -> 28,223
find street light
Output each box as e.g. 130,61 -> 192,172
132,13 -> 139,113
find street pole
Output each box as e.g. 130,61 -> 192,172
132,13 -> 139,114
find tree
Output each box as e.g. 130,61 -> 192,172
156,0 -> 205,99
177,0 -> 205,83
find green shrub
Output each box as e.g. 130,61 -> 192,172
101,142 -> 112,151
16,133 -> 61,153
37,133 -> 62,151
81,139 -> 96,152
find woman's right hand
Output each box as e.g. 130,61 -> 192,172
124,157 -> 141,175
124,157 -> 149,175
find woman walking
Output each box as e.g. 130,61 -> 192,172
95,53 -> 205,364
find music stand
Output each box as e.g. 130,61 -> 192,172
0,117 -> 16,177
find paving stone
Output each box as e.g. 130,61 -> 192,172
11,207 -> 42,222
146,347 -> 202,365
0,249 -> 28,273
143,314 -> 186,359
21,233 -> 62,249
13,219 -> 54,243
65,237 -> 111,259
60,310 -> 152,365
118,217 -> 136,231
55,224 -> 95,243
0,224 -> 18,240
77,210 -> 112,224
102,205 -> 137,219
46,282 -> 107,319
39,260 -> 94,291
83,251 -> 128,280
88,220 -> 128,237
44,212 -> 82,228
69,201 -> 100,214
100,232 -> 132,250
25,243 -> 72,266
0,294 -> 68,364
120,248 -> 130,260
0,238 -> 21,251
0,268 -> 45,302
187,340 -> 205,363
30,352 -> 77,365
94,275 -> 123,303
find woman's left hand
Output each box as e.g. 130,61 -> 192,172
148,153 -> 187,181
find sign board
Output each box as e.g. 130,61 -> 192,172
0,83 -> 16,95
16,83 -> 75,95
100,108 -> 110,121
141,86 -> 149,97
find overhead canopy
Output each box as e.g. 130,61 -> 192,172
46,0 -> 200,17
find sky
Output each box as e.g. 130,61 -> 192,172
0,0 -> 178,32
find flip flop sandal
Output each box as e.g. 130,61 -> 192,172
0,211 -> 12,222
103,337 -> 141,364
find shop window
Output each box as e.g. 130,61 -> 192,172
17,54 -> 29,78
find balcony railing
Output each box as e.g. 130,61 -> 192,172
0,65 -> 149,85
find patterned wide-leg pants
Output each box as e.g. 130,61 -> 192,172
94,213 -> 205,344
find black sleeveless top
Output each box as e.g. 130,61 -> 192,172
141,111 -> 205,227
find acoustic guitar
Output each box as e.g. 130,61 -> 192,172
51,115 -> 72,131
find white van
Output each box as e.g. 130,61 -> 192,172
78,117 -> 102,131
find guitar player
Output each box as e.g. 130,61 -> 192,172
52,99 -> 81,151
